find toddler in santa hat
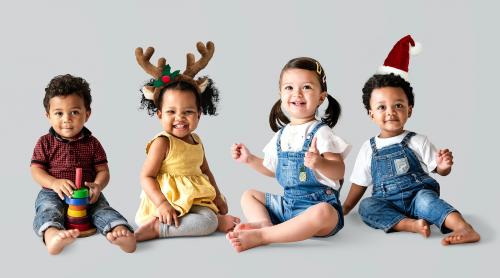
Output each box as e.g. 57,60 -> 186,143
342,35 -> 480,245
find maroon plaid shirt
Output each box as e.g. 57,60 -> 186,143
31,127 -> 108,184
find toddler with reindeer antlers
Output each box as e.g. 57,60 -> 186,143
133,41 -> 240,241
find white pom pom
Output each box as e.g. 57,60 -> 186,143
410,41 -> 423,55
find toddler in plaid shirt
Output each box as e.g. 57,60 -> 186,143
31,74 -> 136,254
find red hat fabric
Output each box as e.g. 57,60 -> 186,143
377,35 -> 421,81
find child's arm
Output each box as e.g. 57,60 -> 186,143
31,165 -> 76,200
140,137 -> 179,227
435,148 -> 453,176
342,183 -> 367,215
304,137 -> 345,181
200,155 -> 228,214
85,164 -> 110,203
231,143 -> 275,177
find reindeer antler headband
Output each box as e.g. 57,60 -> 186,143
135,41 -> 215,104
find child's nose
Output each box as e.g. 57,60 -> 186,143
62,114 -> 72,122
292,89 -> 303,96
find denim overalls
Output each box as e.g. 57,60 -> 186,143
358,132 -> 456,233
265,122 -> 344,236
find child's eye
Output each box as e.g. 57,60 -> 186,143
184,111 -> 195,116
166,110 -> 175,115
283,85 -> 293,91
377,105 -> 386,110
303,85 -> 312,90
55,112 -> 63,117
71,111 -> 80,116
395,103 -> 404,109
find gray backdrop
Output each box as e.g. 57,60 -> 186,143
1,0 -> 497,277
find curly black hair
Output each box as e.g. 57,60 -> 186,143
362,73 -> 414,114
43,74 -> 92,112
139,78 -> 220,116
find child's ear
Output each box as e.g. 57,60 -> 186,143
157,110 -> 162,119
368,110 -> 374,119
320,91 -> 327,103
85,110 -> 91,122
408,106 -> 413,117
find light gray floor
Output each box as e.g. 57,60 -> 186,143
1,1 -> 498,277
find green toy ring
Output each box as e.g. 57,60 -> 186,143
72,188 -> 89,198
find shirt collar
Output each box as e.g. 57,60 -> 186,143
49,126 -> 92,143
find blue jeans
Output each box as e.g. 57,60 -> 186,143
265,188 -> 344,237
33,188 -> 134,238
358,187 -> 456,233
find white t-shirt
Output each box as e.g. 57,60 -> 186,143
349,131 -> 439,187
262,120 -> 351,190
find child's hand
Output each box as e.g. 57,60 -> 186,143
231,143 -> 251,163
50,179 -> 76,200
157,201 -> 179,227
304,137 -> 322,170
214,195 -> 228,215
436,149 -> 454,171
85,182 -> 102,204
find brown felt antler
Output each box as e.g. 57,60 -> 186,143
135,47 -> 166,79
135,42 -> 215,105
183,41 -> 215,77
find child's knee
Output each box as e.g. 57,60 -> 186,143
241,189 -> 260,203
311,203 -> 338,224
414,189 -> 438,212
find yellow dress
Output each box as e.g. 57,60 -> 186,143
135,131 -> 218,225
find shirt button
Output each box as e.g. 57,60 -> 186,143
325,189 -> 333,195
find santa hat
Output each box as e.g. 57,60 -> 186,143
377,35 -> 422,81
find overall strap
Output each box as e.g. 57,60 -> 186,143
301,121 -> 326,151
276,126 -> 286,152
369,137 -> 378,154
401,131 -> 416,147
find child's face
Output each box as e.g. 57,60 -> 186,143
369,86 -> 412,138
45,94 -> 90,140
280,68 -> 326,125
157,89 -> 200,141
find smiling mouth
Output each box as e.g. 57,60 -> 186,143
173,124 -> 188,129
290,101 -> 306,106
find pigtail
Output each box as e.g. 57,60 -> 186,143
321,94 -> 341,128
199,77 -> 220,116
269,99 -> 290,132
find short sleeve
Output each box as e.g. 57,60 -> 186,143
92,137 -> 108,166
349,141 -> 373,187
262,133 -> 278,173
31,137 -> 48,168
419,136 -> 438,172
314,126 -> 351,159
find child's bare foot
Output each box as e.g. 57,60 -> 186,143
134,217 -> 160,242
226,229 -> 267,252
233,221 -> 273,232
442,224 -> 480,245
44,227 -> 79,255
107,225 -> 136,253
217,214 -> 241,232
393,218 -> 430,238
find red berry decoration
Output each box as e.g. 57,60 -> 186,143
161,75 -> 171,83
